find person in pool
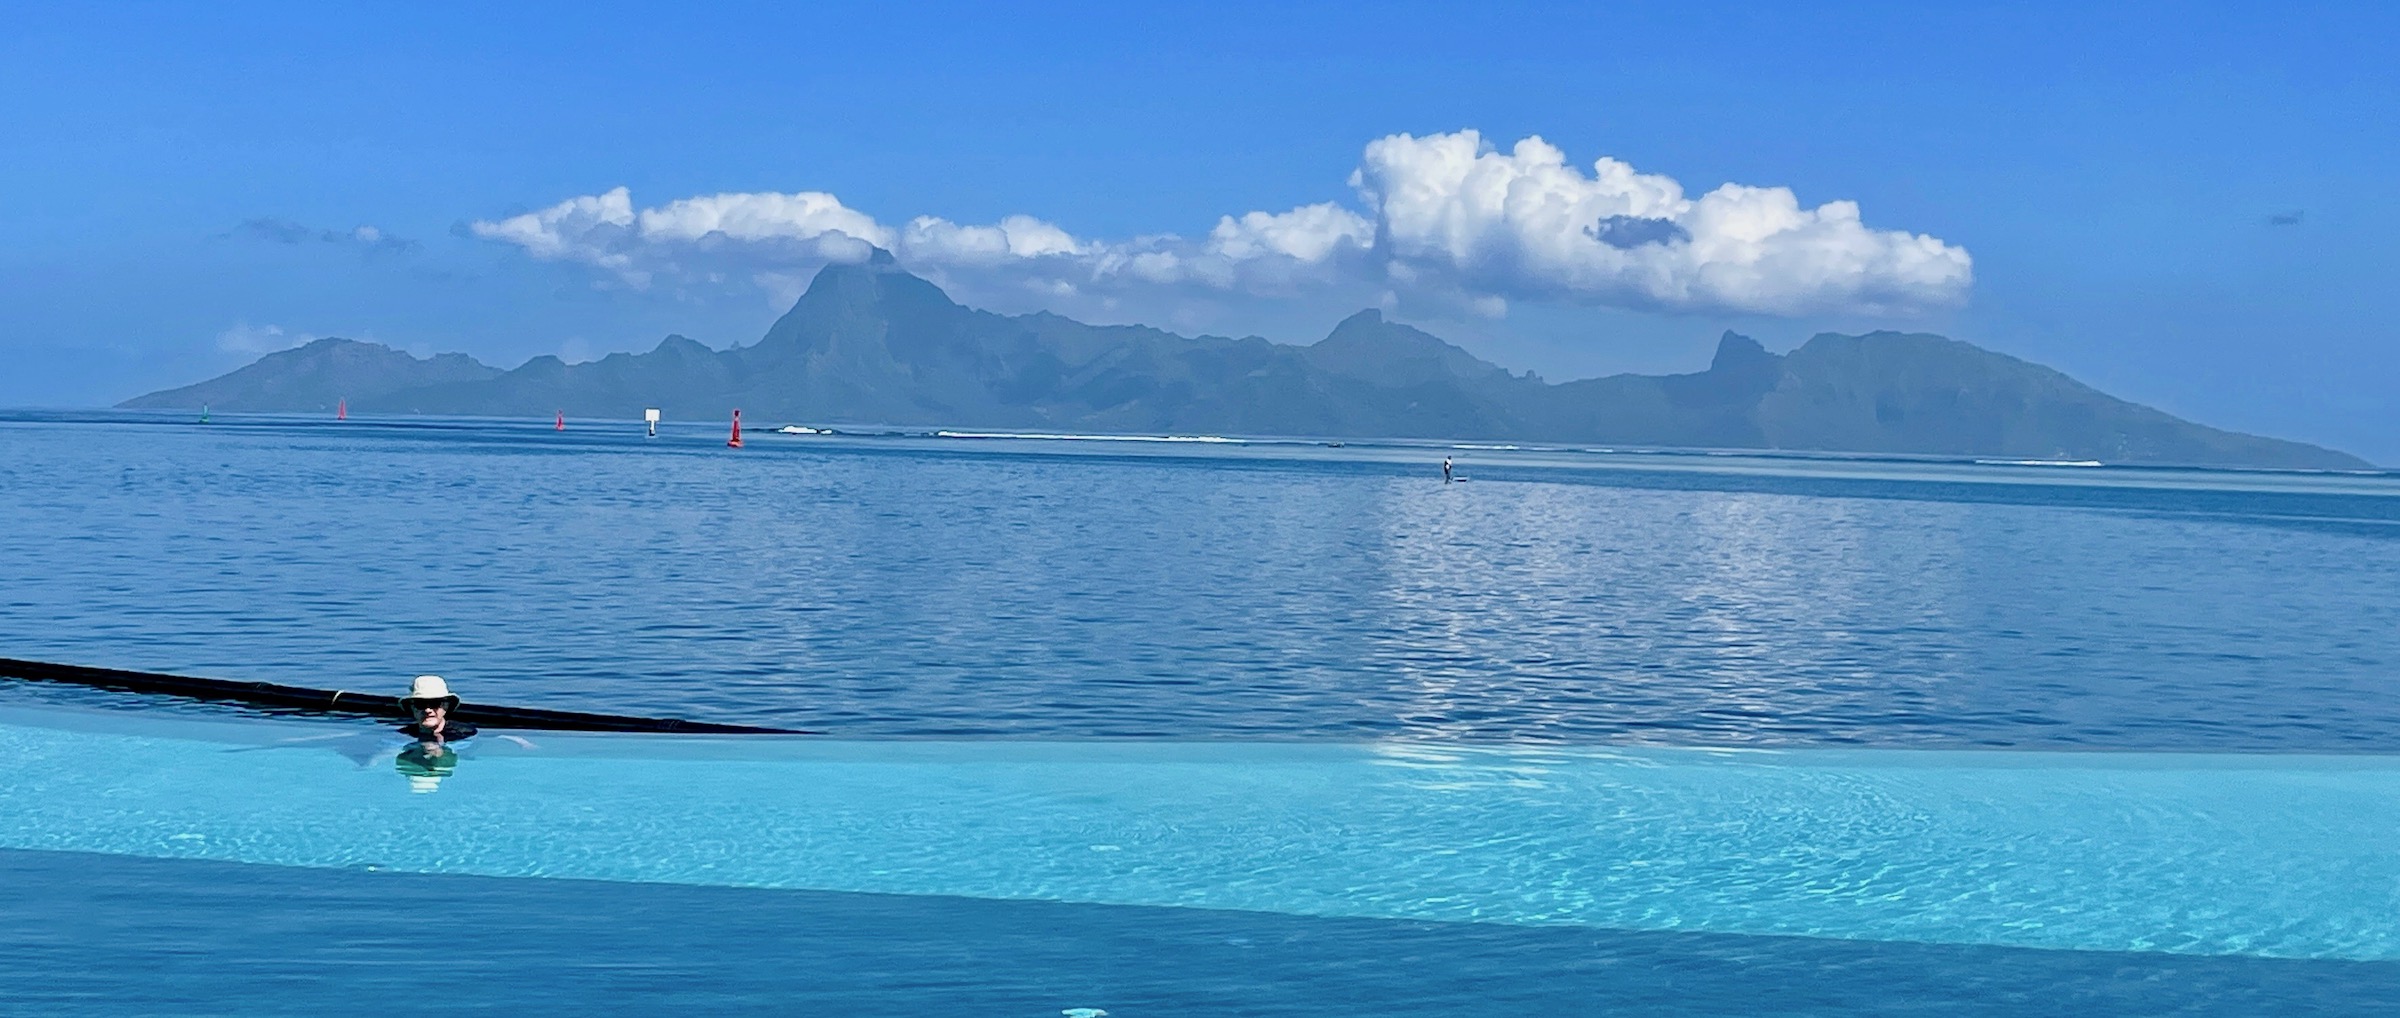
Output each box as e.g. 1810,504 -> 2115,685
398,674 -> 477,743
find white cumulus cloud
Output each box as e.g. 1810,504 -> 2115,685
900,214 -> 1091,265
1207,203 -> 1375,263
637,190 -> 893,260
1351,131 -> 1969,315
469,186 -> 888,289
468,130 -> 1969,318
468,187 -> 644,280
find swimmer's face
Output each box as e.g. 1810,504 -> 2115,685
412,701 -> 447,730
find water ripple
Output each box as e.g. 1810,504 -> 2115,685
4,413 -> 2398,749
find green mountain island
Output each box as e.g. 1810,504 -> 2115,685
125,252 -> 2370,469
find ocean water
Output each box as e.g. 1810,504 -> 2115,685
5,410 -> 2400,1014
3,410 -> 2397,748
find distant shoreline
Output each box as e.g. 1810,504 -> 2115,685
12,408 -> 2394,479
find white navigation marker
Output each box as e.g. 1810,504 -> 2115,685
644,408 -> 661,437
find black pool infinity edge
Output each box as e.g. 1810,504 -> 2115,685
0,657 -> 812,734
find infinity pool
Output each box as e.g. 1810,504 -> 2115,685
12,417 -> 2400,1012
7,704 -> 2396,966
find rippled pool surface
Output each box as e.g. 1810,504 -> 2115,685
5,411 -> 2398,1013
8,705 -> 2400,963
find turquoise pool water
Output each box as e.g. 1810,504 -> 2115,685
7,704 -> 2395,963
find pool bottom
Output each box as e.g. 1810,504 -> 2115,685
6,848 -> 2394,1017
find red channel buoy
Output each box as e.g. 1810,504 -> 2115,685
727,409 -> 744,448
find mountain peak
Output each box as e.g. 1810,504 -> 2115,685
1309,309 -> 1512,389
116,335 -> 500,412
1320,308 -> 1452,348
1710,331 -> 1778,374
1336,308 -> 1384,327
751,252 -> 971,361
776,252 -> 957,318
796,249 -> 945,298
652,334 -> 714,357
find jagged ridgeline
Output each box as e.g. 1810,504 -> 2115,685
124,252 -> 2369,469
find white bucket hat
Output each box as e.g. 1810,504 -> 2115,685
403,674 -> 458,709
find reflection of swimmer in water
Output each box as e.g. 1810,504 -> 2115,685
1442,456 -> 1453,484
394,740 -> 459,793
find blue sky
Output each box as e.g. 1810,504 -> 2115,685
4,1 -> 2393,460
